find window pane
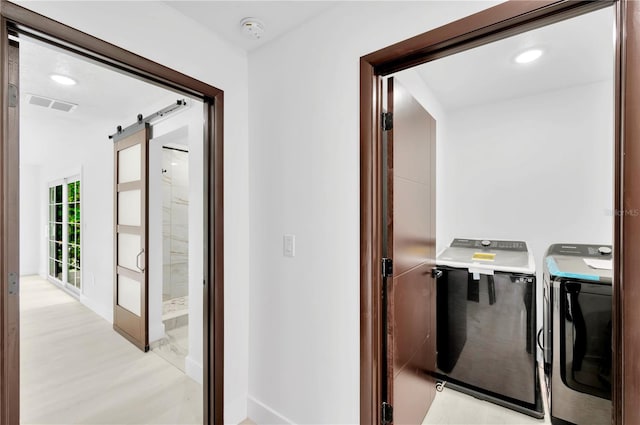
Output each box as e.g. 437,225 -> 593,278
56,204 -> 62,222
68,224 -> 75,245
49,205 -> 55,221
75,225 -> 81,244
49,260 -> 55,276
54,261 -> 62,280
68,204 -> 76,223
55,242 -> 63,262
76,181 -> 80,201
49,187 -> 55,203
76,204 -> 80,224
55,185 -> 62,203
49,224 -> 55,240
55,224 -> 62,242
68,245 -> 76,265
68,182 -> 75,202
49,241 -> 55,258
76,246 -> 81,266
67,265 -> 75,285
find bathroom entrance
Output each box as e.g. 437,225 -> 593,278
161,146 -> 190,331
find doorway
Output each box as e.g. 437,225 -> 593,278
0,2 -> 224,424
360,1 -> 637,424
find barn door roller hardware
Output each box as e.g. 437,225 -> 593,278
108,99 -> 188,141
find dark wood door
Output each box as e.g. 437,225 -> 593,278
113,124 -> 149,351
384,78 -> 437,424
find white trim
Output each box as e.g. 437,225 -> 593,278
247,395 -> 296,425
46,275 -> 80,299
185,355 -> 203,384
225,394 -> 248,425
148,321 -> 165,345
80,294 -> 112,323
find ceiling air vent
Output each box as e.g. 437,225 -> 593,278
26,94 -> 77,112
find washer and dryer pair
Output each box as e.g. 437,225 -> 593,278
435,239 -> 613,425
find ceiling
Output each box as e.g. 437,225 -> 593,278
164,1 -> 339,52
18,2 -> 616,165
19,38 -> 187,165
411,5 -> 615,111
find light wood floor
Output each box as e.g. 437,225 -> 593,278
20,275 -> 202,425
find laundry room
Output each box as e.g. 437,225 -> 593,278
387,4 -> 615,424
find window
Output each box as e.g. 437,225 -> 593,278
48,177 -> 81,291
67,180 -> 81,289
48,184 -> 63,281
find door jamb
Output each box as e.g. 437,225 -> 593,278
360,1 -> 629,424
0,1 -> 224,424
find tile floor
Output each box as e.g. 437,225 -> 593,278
20,275 -> 202,424
422,382 -> 551,425
151,324 -> 189,372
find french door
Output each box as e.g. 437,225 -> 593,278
47,176 -> 81,293
113,124 -> 149,351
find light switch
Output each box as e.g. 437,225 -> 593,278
284,234 -> 295,257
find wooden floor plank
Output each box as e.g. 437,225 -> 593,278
19,275 -> 202,425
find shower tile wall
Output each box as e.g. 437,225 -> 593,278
162,148 -> 189,301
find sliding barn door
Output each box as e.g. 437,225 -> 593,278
113,124 -> 149,351
383,78 -> 437,424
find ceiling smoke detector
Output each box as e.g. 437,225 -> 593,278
240,18 -> 265,40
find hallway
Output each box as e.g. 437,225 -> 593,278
20,276 -> 202,424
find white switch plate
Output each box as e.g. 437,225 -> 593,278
284,234 -> 295,257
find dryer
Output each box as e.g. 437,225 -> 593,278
543,243 -> 612,425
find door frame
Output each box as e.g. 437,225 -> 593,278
0,1 -> 224,424
360,1 -> 634,424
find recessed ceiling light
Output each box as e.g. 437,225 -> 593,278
514,49 -> 543,64
514,49 -> 543,63
50,74 -> 77,86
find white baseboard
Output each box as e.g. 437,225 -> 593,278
224,394 -> 248,425
247,395 -> 296,425
79,294 -> 112,324
149,321 -> 166,344
185,355 -> 203,385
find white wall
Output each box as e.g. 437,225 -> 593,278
247,2 -> 504,424
387,75 -> 613,365
19,163 -> 41,275
20,113 -> 115,321
439,79 -> 614,284
16,1 -> 251,422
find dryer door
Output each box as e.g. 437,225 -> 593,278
560,281 -> 612,400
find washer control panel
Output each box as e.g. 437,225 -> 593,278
547,243 -> 613,258
450,238 -> 528,252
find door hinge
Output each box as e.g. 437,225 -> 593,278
432,268 -> 443,279
382,258 -> 393,278
8,83 -> 18,108
8,272 -> 18,295
381,112 -> 393,131
381,402 -> 393,425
